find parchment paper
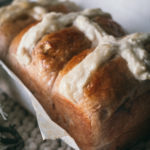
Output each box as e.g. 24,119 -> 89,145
0,60 -> 79,150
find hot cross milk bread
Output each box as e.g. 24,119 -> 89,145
3,5 -> 150,150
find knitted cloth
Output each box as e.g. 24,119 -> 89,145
0,90 -> 73,150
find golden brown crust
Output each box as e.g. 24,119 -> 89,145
32,27 -> 91,73
83,57 -> 139,118
92,16 -> 126,37
0,14 -> 35,59
60,48 -> 93,76
50,94 -> 93,149
47,3 -> 79,13
99,91 -> 150,150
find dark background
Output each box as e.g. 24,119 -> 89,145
0,0 -> 13,6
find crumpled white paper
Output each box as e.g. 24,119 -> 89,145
0,60 -> 79,150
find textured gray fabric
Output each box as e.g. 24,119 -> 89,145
0,90 -> 73,150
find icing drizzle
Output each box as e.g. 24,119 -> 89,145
15,8 -> 150,102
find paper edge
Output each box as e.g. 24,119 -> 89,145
0,60 -> 79,150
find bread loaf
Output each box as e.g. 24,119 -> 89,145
1,1 -> 150,150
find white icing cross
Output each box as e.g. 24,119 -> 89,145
16,9 -> 150,103
59,16 -> 150,103
17,8 -> 107,64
